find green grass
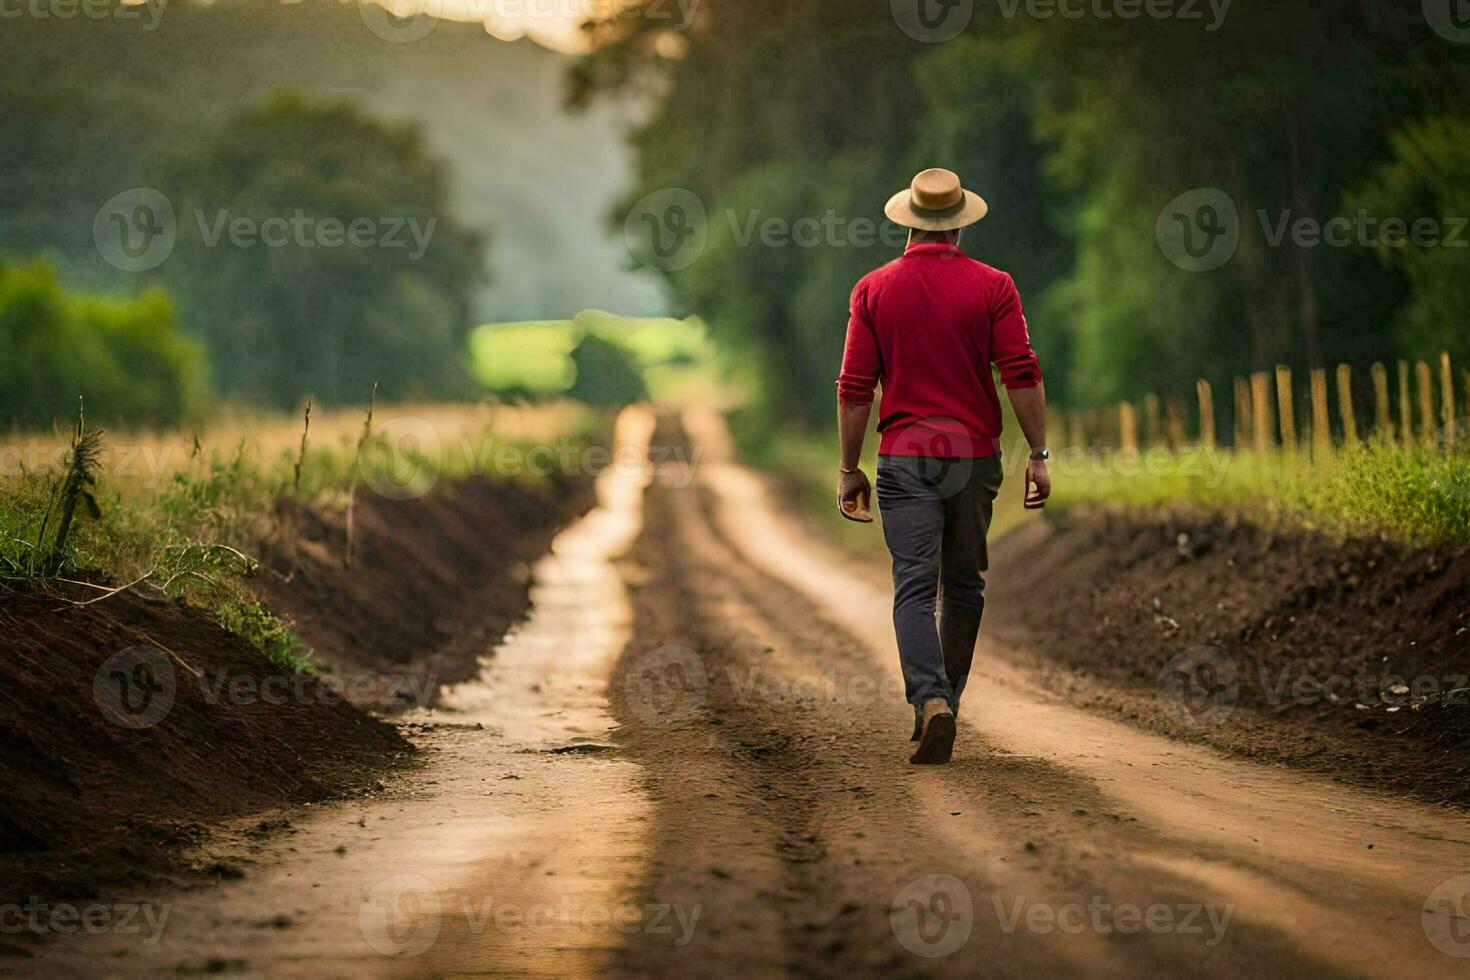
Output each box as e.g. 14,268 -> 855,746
0,405 -> 602,671
1048,441 -> 1470,545
466,310 -> 721,403
747,418 -> 1470,551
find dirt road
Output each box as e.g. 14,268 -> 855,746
26,407 -> 1470,978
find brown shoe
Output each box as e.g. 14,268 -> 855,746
909,699 -> 956,765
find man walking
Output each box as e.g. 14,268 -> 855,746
835,168 -> 1050,765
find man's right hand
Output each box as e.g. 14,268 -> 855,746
838,468 -> 874,523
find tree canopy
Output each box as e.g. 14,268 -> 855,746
573,0 -> 1470,429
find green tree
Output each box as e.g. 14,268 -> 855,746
1348,114 -> 1470,369
574,0 -> 1470,431
166,91 -> 486,407
566,334 -> 648,407
0,259 -> 203,427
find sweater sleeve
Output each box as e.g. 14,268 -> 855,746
991,274 -> 1042,389
836,280 -> 881,404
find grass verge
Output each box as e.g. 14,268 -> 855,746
0,400 -> 602,670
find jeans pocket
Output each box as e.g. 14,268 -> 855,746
876,456 -> 904,506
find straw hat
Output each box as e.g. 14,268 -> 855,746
884,168 -> 989,232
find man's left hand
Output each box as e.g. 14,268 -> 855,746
1024,458 -> 1051,510
838,468 -> 874,523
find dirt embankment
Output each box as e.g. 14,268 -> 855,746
0,473 -> 590,945
258,474 -> 593,698
0,584 -> 409,926
987,508 -> 1470,808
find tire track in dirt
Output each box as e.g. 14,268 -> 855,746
23,408 -> 661,979
605,424 -> 1330,976
673,406 -> 1470,979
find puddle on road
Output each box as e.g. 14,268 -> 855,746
32,407 -> 657,979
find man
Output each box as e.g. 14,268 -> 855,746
835,168 -> 1050,765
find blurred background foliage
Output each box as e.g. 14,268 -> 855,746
572,0 -> 1470,435
0,0 -> 663,429
0,259 -> 203,427
1,0 -> 1467,439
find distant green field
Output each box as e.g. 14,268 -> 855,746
467,309 -> 724,404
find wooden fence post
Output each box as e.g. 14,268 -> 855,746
1165,399 -> 1186,451
1097,407 -> 1114,450
1336,364 -> 1358,446
1233,377 -> 1250,449
1119,401 -> 1139,453
1397,360 -> 1413,447
1310,369 -> 1330,457
1440,351 -> 1455,451
1275,365 -> 1297,453
1068,410 -> 1087,452
1143,393 -> 1162,447
1416,360 -> 1434,446
1196,380 -> 1216,449
1371,362 -> 1392,443
1250,372 -> 1272,454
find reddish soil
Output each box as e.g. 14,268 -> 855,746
0,473 -> 592,957
257,474 -> 592,700
0,582 -> 410,932
987,507 -> 1470,808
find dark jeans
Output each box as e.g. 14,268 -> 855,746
876,453 -> 1004,726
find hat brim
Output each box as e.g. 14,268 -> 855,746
884,188 -> 989,231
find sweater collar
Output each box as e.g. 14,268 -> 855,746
903,241 -> 967,258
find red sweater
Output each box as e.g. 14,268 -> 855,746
836,242 -> 1042,458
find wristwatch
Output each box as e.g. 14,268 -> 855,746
1029,448 -> 1050,461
